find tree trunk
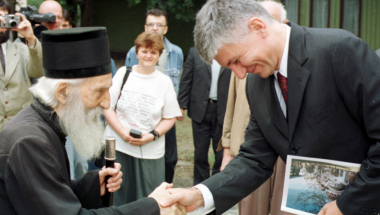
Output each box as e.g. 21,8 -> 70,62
81,0 -> 93,27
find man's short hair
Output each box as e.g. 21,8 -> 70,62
0,0 -> 11,13
146,8 -> 168,25
135,32 -> 165,56
62,9 -> 71,22
194,0 -> 275,64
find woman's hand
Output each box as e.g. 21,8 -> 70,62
129,132 -> 155,146
120,128 -> 132,142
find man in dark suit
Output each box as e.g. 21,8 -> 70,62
178,47 -> 231,184
161,0 -> 380,214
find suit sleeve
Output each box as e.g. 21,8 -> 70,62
5,136 -> 160,215
26,39 -> 43,78
202,104 -> 278,214
177,48 -> 195,109
333,36 -> 380,214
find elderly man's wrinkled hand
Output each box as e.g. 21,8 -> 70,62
149,182 -> 186,215
99,162 -> 123,196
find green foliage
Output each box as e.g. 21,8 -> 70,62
25,0 -> 44,8
127,0 -> 196,22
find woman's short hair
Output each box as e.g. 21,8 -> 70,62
134,32 -> 164,56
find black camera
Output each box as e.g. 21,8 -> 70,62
1,14 -> 21,28
20,5 -> 56,39
130,129 -> 142,138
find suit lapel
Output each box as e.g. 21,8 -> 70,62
287,23 -> 310,141
206,64 -> 211,76
4,40 -> 19,84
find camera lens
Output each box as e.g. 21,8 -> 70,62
9,20 -> 17,28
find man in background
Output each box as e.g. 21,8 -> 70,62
178,47 -> 231,185
0,0 -> 43,131
125,8 -> 183,183
61,9 -> 72,29
38,0 -> 62,30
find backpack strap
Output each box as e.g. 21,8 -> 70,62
115,66 -> 132,111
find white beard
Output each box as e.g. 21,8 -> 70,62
58,88 -> 105,161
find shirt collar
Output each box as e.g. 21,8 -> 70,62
274,24 -> 291,79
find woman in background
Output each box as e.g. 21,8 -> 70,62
104,32 -> 181,205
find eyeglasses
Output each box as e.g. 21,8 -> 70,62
145,23 -> 167,27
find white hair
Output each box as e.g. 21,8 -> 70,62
279,2 -> 287,23
29,77 -> 84,108
194,0 -> 275,64
261,0 -> 287,23
30,76 -> 105,160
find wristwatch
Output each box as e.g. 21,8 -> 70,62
149,130 -> 159,141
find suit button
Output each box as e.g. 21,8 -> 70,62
4,87 -> 7,91
5,101 -> 8,104
4,115 -> 7,119
291,147 -> 298,154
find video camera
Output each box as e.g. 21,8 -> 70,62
20,5 -> 56,39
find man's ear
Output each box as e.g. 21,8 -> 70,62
55,82 -> 70,105
163,26 -> 168,35
248,18 -> 267,37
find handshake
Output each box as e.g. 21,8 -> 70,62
148,182 -> 205,215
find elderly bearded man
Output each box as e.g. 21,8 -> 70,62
0,27 -> 185,215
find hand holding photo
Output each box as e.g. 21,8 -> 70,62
281,155 -> 360,215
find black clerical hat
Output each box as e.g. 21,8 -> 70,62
41,27 -> 111,79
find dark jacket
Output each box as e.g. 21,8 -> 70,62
178,47 -> 231,125
0,99 -> 159,214
202,23 -> 380,215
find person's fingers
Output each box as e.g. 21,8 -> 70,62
114,162 -> 122,171
160,188 -> 182,207
0,17 -> 6,25
107,170 -> 123,184
159,193 -> 178,207
99,166 -> 119,178
15,13 -> 26,21
157,182 -> 172,190
317,206 -> 325,215
107,178 -> 122,192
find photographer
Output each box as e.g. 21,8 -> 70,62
0,0 -> 43,131
38,0 -> 62,30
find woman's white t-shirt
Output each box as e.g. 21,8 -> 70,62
104,66 -> 181,159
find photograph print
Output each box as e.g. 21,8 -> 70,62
281,155 -> 360,215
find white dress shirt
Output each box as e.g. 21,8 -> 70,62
209,59 -> 221,100
195,24 -> 291,214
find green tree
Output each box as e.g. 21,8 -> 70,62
21,0 -> 201,27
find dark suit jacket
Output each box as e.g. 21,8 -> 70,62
178,47 -> 231,125
202,23 -> 380,215
0,100 -> 159,215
